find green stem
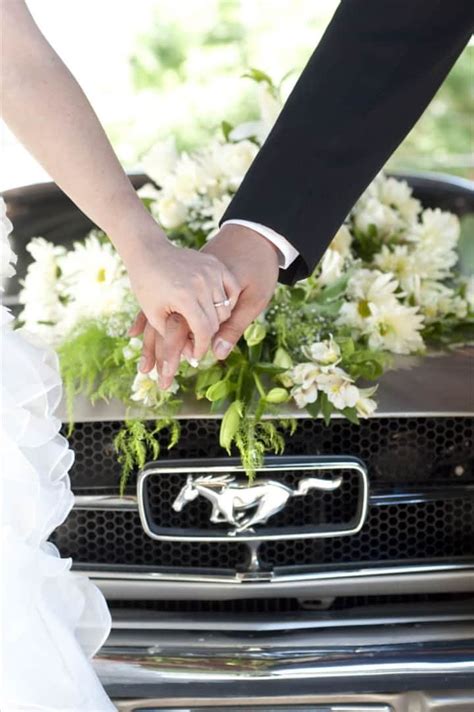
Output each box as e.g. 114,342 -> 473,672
253,371 -> 266,399
236,364 -> 246,401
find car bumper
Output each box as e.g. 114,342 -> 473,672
96,607 -> 474,711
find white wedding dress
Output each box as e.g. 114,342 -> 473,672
0,198 -> 116,711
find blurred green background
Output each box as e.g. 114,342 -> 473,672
2,0 -> 472,190
123,0 -> 473,178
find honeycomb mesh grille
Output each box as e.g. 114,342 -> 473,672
65,416 -> 474,489
51,416 -> 474,571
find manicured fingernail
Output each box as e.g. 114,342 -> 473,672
162,360 -> 170,377
139,356 -> 147,372
214,338 -> 233,359
188,356 -> 199,368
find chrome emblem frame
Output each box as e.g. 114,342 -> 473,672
137,456 -> 369,542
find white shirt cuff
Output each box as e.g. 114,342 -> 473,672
221,219 -> 300,269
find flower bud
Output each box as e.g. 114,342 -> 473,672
206,379 -> 232,402
266,387 -> 289,404
273,347 -> 293,387
273,347 -> 293,370
244,321 -> 266,346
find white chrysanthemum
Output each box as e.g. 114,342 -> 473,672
18,237 -> 65,332
464,276 -> 474,312
220,140 -> 258,188
347,268 -> 400,306
203,193 -> 233,235
137,182 -> 161,202
331,225 -> 352,258
123,337 -> 142,361
131,367 -> 178,408
354,197 -> 401,236
142,137 -> 179,187
156,193 -> 188,229
316,367 -> 359,410
415,208 -> 460,250
336,300 -> 366,331
59,234 -> 129,320
318,222 -> 353,286
416,281 -> 468,323
378,176 -> 421,223
366,302 -> 425,354
373,244 -> 421,292
304,336 -> 341,366
168,154 -> 203,205
0,197 -> 16,290
318,248 -> 345,286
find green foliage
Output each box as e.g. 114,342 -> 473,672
422,316 -> 474,347
114,418 -> 181,495
343,347 -> 392,381
58,321 -> 129,433
352,225 -> 383,262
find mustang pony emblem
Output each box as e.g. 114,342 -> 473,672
172,474 -> 343,534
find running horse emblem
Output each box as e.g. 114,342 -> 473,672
172,473 -> 343,535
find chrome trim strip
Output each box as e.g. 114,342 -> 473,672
113,691 -> 474,712
79,561 -> 474,585
74,495 -> 138,510
136,457 -> 369,543
115,703 -> 395,712
74,483 -> 474,512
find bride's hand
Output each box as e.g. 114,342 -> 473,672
122,226 -> 240,371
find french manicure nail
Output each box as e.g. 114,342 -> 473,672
187,357 -> 199,368
139,356 -> 147,372
214,339 -> 233,360
162,361 -> 170,377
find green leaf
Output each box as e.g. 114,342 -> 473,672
242,67 -> 276,92
220,400 -> 243,453
195,365 -> 223,393
254,361 -> 287,375
206,379 -> 234,402
248,341 -> 263,364
314,274 -> 349,303
290,287 -> 307,304
342,407 -> 360,425
221,120 -> 234,142
320,392 -> 334,426
306,400 -> 321,418
336,336 -> 355,360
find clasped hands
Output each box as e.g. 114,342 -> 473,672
127,223 -> 280,390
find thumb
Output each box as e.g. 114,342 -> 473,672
212,291 -> 258,360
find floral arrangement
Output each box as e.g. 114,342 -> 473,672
18,72 -> 474,492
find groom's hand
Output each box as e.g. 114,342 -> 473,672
202,223 -> 280,359
130,224 -> 280,389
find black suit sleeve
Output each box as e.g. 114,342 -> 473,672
220,0 -> 474,285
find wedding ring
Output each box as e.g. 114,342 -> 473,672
213,298 -> 231,308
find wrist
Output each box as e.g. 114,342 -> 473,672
218,223 -> 281,261
105,190 -> 169,265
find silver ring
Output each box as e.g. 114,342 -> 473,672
213,298 -> 231,308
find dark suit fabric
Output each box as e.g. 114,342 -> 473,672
221,0 -> 474,284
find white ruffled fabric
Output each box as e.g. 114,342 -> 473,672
1,198 -> 116,711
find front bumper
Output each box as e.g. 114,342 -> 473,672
97,602 -> 474,711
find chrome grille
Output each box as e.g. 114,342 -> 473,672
50,416 -> 474,572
